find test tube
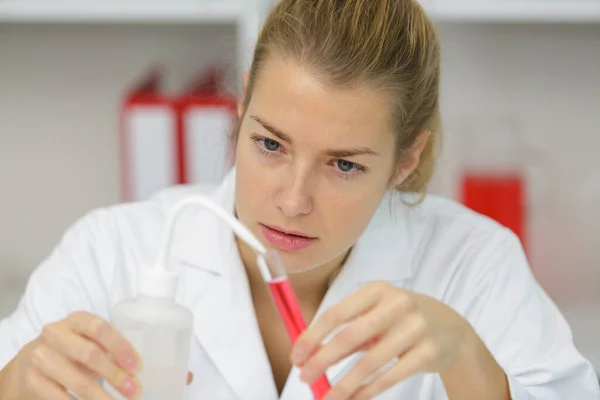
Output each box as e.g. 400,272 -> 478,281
257,250 -> 331,400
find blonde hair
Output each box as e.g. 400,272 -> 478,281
237,0 -> 441,194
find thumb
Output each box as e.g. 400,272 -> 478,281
187,372 -> 194,385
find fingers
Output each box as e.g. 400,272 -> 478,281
30,344 -> 116,400
325,317 -> 426,399
292,283 -> 387,365
187,372 -> 194,385
350,341 -> 437,400
25,369 -> 76,400
75,362 -> 103,382
297,301 -> 398,384
67,312 -> 141,374
40,323 -> 141,398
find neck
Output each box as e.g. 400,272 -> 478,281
237,239 -> 347,311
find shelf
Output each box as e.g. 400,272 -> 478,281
0,1 -> 244,23
6,1 -> 599,24
420,1 -> 600,23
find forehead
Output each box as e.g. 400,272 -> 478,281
249,56 -> 394,148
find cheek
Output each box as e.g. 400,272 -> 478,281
319,187 -> 382,240
234,132 -> 254,167
234,139 -> 271,214
235,132 -> 264,180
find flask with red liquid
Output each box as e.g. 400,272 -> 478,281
461,174 -> 526,249
458,115 -> 543,254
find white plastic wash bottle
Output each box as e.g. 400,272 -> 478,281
103,195 -> 267,400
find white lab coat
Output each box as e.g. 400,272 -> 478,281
1,168 -> 598,400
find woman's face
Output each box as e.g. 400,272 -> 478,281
235,56 -> 411,273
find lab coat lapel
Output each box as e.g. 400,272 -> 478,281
280,192 -> 415,399
171,170 -> 278,400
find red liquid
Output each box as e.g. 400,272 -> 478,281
460,172 -> 526,251
267,278 -> 331,399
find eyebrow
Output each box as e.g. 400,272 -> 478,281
250,115 -> 380,158
251,115 -> 293,144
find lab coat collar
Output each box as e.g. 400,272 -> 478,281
169,170 -> 238,276
170,169 -> 279,400
169,168 -> 415,400
335,190 -> 415,286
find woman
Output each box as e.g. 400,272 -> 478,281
0,0 -> 598,399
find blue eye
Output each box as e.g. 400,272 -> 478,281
250,134 -> 285,157
264,138 -> 280,151
336,159 -> 358,172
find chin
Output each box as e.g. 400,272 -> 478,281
275,250 -> 322,274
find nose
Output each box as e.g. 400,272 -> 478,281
276,169 -> 313,218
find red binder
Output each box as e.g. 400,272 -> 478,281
120,70 -> 180,202
177,68 -> 238,186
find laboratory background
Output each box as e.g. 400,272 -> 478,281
0,0 -> 598,377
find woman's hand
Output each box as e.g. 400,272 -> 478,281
2,311 -> 144,399
2,310 -> 194,400
291,281 -> 473,400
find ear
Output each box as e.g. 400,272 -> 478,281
237,72 -> 250,119
391,130 -> 431,187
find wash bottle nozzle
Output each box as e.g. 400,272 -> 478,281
139,195 -> 267,298
121,194 -> 329,399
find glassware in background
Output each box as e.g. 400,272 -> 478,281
461,172 -> 526,247
457,114 -> 550,256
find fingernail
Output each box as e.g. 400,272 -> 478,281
291,348 -> 306,364
300,367 -> 316,383
120,378 -> 138,398
123,355 -> 138,372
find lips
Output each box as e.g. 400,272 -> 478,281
260,224 -> 317,252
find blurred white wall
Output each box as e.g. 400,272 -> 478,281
0,21 -> 598,370
430,22 -> 600,371
0,22 -> 237,315
433,22 -> 600,301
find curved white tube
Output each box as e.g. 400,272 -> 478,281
154,195 -> 268,276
